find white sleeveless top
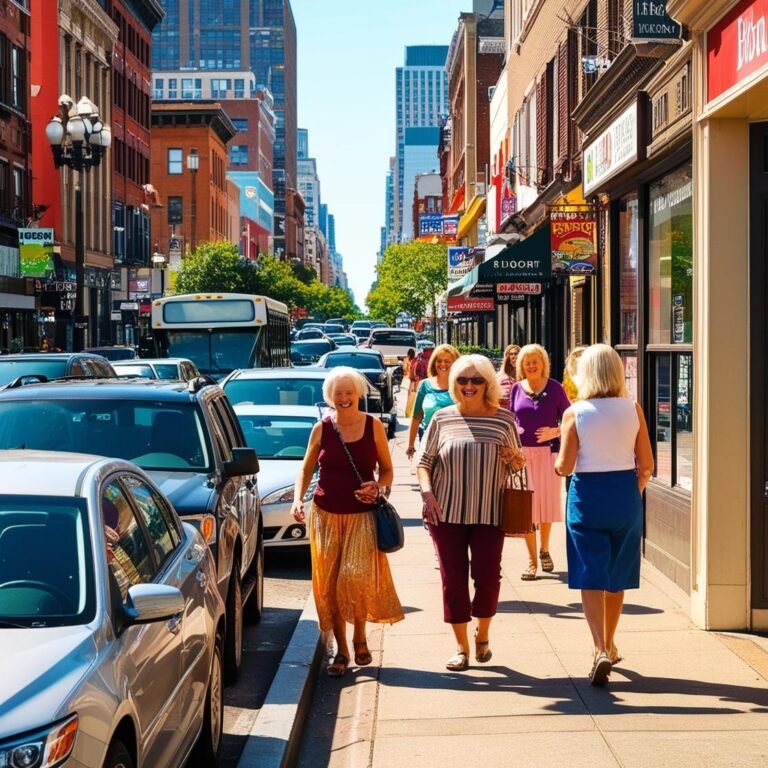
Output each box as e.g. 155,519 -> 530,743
572,398 -> 639,473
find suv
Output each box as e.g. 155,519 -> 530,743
0,352 -> 116,389
0,377 -> 263,683
362,328 -> 419,365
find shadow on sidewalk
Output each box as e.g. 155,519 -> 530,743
497,599 -> 665,619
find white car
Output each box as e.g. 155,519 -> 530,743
234,404 -> 324,548
0,451 -> 225,768
112,357 -> 201,381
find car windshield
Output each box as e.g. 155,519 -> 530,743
237,415 -> 317,459
371,331 -> 417,345
323,354 -> 383,371
224,377 -> 325,407
153,363 -> 183,380
159,328 -> 262,378
0,400 -> 211,471
291,341 -> 330,358
114,364 -> 155,378
0,497 -> 95,627
0,360 -> 67,386
86,348 -> 135,361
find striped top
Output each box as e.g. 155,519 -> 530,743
418,406 -> 523,526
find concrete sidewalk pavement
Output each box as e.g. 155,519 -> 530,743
295,419 -> 768,768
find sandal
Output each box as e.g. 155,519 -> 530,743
609,644 -> 622,665
521,561 -> 538,580
445,651 -> 469,671
326,653 -> 349,677
540,551 -> 554,572
474,631 -> 492,663
354,641 -> 372,666
589,652 -> 612,687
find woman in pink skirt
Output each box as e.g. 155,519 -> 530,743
509,344 -> 571,580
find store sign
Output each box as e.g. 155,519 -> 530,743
18,228 -> 55,277
583,103 -> 639,195
442,215 -> 459,237
448,246 -> 483,280
707,0 -> 768,102
631,1 -> 681,41
419,213 -> 444,236
497,282 -> 542,294
550,211 -> 598,275
447,296 -> 495,313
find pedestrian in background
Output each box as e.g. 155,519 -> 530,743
292,367 -> 404,677
418,354 -> 525,671
555,344 -> 653,685
562,346 -> 588,403
509,343 -> 571,580
496,343 -> 521,408
406,343 -> 460,461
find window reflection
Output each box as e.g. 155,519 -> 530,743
676,354 -> 693,491
654,354 -> 672,485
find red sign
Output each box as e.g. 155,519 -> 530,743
496,282 -> 541,295
447,296 -> 495,313
550,210 -> 597,275
707,0 -> 768,103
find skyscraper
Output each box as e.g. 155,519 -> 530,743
297,128 -> 320,227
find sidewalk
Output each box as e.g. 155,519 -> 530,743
294,412 -> 768,768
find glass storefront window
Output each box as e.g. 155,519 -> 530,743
649,164 -> 693,344
619,193 -> 639,345
654,353 -> 672,485
676,353 -> 693,491
620,352 -> 638,402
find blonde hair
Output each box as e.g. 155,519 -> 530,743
449,354 -> 502,410
427,343 -> 460,377
563,345 -> 587,401
322,367 -> 368,406
576,344 -> 628,399
516,343 -> 551,380
502,344 -> 521,377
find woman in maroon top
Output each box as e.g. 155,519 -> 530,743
292,367 -> 403,677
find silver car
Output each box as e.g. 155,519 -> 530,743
0,451 -> 225,768
112,358 -> 201,382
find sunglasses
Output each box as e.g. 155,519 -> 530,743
456,376 -> 486,385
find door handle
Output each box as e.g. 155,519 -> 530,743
166,615 -> 182,635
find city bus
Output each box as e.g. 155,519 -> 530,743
145,293 -> 291,378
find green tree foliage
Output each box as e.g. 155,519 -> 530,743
175,241 -> 257,294
367,241 -> 447,323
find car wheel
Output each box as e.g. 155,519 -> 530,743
224,566 -> 243,684
245,533 -> 264,624
103,739 -> 134,768
187,631 -> 224,767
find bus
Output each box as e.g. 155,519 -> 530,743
145,293 -> 291,378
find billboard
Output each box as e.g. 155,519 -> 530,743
18,228 -> 55,277
550,211 -> 598,275
448,246 -> 483,281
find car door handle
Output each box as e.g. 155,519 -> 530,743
166,615 -> 182,635
196,571 -> 208,590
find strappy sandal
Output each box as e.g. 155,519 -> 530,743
445,651 -> 469,671
521,560 -> 538,580
539,551 -> 554,572
589,652 -> 611,686
609,644 -> 622,665
327,653 -> 349,677
353,641 -> 372,666
474,631 -> 492,663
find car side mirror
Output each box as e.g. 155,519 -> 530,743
119,583 -> 184,633
223,446 -> 260,477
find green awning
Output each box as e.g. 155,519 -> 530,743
447,267 -> 480,297
477,226 -> 551,282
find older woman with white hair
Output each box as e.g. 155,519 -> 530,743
555,344 -> 653,686
292,367 -> 403,678
418,354 -> 525,671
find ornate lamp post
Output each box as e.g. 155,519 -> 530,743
187,149 -> 199,254
45,95 -> 111,351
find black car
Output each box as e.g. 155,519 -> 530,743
315,349 -> 397,436
290,338 -> 337,365
0,377 -> 263,683
0,352 -> 116,389
84,345 -> 138,361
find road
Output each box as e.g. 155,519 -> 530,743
218,545 -> 312,768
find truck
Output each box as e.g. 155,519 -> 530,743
362,327 -> 419,366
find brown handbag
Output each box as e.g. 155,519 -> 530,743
500,468 -> 534,535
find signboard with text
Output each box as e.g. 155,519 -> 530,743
550,210 -> 598,275
496,282 -> 542,295
583,103 -> 639,195
447,296 -> 495,313
18,228 -> 55,277
419,213 -> 444,236
442,215 -> 459,237
448,246 -> 483,281
631,1 -> 681,41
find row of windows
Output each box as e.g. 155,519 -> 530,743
0,34 -> 25,113
114,71 -> 150,127
113,138 -> 149,187
153,78 -> 246,100
112,11 -> 151,68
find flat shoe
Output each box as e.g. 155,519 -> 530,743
589,653 -> 611,686
354,641 -> 372,666
445,651 -> 469,671
474,633 -> 492,663
521,561 -> 537,581
539,551 -> 554,572
327,653 -> 349,677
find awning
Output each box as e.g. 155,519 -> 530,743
456,195 -> 486,241
448,269 -> 477,297
448,185 -> 465,214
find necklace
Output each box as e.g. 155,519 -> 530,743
522,380 -> 548,402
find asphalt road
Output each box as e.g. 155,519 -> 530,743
218,545 -> 312,768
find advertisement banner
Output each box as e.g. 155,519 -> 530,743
18,228 -> 55,277
551,211 -> 598,275
496,282 -> 542,294
583,103 -> 639,195
448,246 -> 483,281
442,215 -> 459,237
419,213 -> 444,236
447,296 -> 495,313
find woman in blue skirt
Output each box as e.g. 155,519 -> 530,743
555,344 -> 653,686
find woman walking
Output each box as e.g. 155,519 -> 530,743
555,344 -> 653,686
418,355 -> 525,671
496,344 -> 521,408
292,367 -> 404,677
509,344 -> 571,580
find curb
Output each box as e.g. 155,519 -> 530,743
235,591 -> 323,768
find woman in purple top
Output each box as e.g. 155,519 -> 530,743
509,344 -> 571,580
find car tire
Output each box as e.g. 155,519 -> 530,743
224,566 -> 243,684
103,739 -> 134,768
245,533 -> 264,624
187,631 -> 224,767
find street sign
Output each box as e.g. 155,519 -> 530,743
110,310 -> 122,321
120,302 -> 139,311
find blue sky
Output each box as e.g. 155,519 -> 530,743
291,0 -> 469,308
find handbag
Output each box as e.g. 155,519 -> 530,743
500,468 -> 534,535
331,420 -> 404,553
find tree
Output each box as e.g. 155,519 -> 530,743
175,241 -> 257,294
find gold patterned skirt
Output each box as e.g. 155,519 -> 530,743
309,503 -> 404,631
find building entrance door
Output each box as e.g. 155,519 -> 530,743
750,122 -> 768,610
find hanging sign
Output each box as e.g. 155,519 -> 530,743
448,246 -> 483,281
631,1 -> 682,41
18,228 -> 55,277
550,210 -> 598,275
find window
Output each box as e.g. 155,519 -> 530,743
232,118 -> 248,132
168,78 -> 178,99
11,45 -> 23,110
122,474 -> 180,566
618,193 -> 639,345
153,78 -> 164,99
12,167 -> 22,212
168,148 -> 183,174
234,78 -> 245,98
168,196 -> 183,224
229,145 -> 248,166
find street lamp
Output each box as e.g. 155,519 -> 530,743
45,94 -> 111,351
187,149 -> 199,254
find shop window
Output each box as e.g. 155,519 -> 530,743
618,193 -> 639,345
620,352 -> 638,402
649,164 -> 693,344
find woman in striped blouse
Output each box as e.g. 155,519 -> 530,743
418,354 -> 526,671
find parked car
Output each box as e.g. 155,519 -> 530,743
362,328 -> 419,365
293,327 -> 328,341
234,403 -> 325,548
0,450 -> 225,768
0,352 -> 116,390
84,346 -> 138,361
290,339 -> 337,365
321,323 -> 344,335
327,333 -> 358,347
113,357 -> 201,381
0,377 -> 263,683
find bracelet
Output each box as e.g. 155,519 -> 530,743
420,488 -> 432,496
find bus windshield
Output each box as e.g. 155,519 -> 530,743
163,328 -> 262,377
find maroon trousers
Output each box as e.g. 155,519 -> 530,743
428,521 -> 505,624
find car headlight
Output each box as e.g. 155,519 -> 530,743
0,714 -> 78,768
262,479 -> 317,506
